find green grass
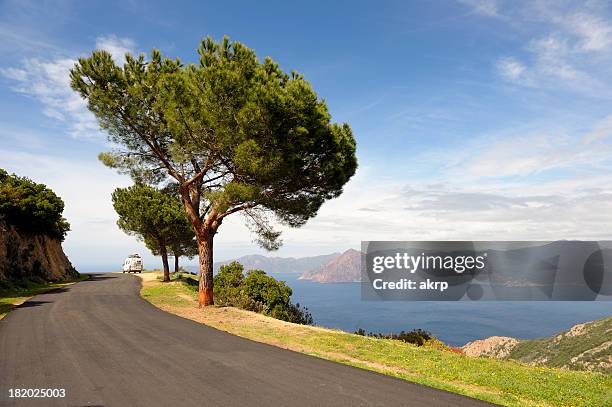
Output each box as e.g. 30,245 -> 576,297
0,274 -> 89,319
140,273 -> 612,407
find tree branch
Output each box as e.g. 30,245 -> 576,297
116,107 -> 182,182
218,202 -> 258,220
184,153 -> 215,188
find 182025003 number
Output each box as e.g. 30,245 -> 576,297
8,388 -> 66,398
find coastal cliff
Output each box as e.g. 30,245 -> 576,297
0,220 -> 78,284
299,249 -> 361,283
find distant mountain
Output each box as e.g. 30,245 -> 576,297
300,249 -> 361,283
213,253 -> 341,274
463,316 -> 612,374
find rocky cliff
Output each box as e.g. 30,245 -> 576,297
299,249 -> 361,283
0,221 -> 78,284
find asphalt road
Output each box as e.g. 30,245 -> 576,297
0,273 -> 494,407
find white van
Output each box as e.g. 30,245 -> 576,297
123,254 -> 143,273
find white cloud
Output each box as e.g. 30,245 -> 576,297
561,12 -> 612,52
95,35 -> 135,65
0,35 -> 136,140
496,57 -> 526,81
0,66 -> 27,81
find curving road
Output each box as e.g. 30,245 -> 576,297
0,273 -> 493,406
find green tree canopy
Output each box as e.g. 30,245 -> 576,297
71,36 -> 357,305
112,183 -> 194,281
0,168 -> 70,240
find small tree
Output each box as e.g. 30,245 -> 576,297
144,184 -> 198,273
112,184 -> 192,282
145,223 -> 197,273
71,36 -> 357,306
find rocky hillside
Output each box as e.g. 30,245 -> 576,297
300,249 -> 361,283
463,317 -> 612,373
213,252 -> 341,274
0,169 -> 77,285
0,221 -> 78,285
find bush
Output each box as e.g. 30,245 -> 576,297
0,169 -> 70,240
214,262 -> 313,325
354,328 -> 433,346
213,262 -> 245,305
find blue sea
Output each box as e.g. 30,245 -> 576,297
272,272 -> 611,346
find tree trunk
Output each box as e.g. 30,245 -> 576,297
177,187 -> 217,307
159,240 -> 170,282
196,232 -> 214,307
174,254 -> 180,274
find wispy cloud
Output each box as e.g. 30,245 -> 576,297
459,1 -> 612,97
459,0 -> 501,17
496,57 -> 527,82
1,35 -> 136,139
557,10 -> 612,52
441,114 -> 612,178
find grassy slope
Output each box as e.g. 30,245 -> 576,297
140,272 -> 611,407
508,317 -> 611,373
0,274 -> 89,319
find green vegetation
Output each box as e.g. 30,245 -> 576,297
214,262 -> 312,324
0,274 -> 88,319
507,317 -> 612,374
354,328 -> 434,347
71,36 -> 357,305
112,184 -> 196,281
0,168 -> 70,240
140,272 -> 611,407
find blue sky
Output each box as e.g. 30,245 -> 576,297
2,0 -> 612,270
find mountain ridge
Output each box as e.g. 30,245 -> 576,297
212,252 -> 342,274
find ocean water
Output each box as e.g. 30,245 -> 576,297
273,272 -> 612,346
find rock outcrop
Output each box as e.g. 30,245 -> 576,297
0,221 -> 78,284
462,336 -> 519,358
462,317 -> 612,374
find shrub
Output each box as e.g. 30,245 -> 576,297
243,269 -> 292,312
354,328 -> 433,346
0,169 -> 70,240
213,262 -> 245,306
213,262 -> 313,325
